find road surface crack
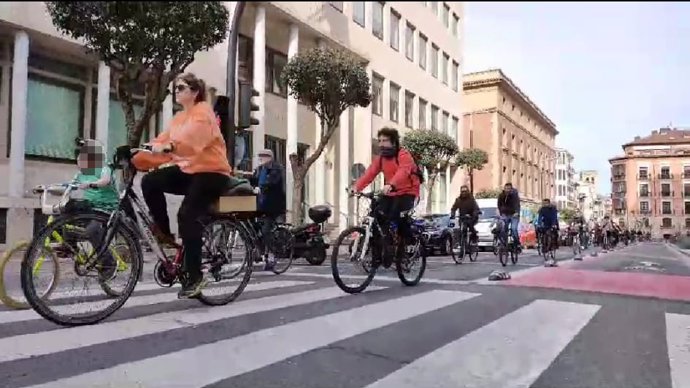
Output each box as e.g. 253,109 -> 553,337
324,344 -> 410,365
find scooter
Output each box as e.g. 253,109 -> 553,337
291,205 -> 332,266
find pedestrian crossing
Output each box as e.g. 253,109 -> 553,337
0,277 -> 689,388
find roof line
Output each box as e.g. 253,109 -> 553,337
464,68 -> 557,133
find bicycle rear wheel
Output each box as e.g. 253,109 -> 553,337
270,225 -> 295,275
331,226 -> 376,294
197,219 -> 254,306
0,241 -> 59,310
21,212 -> 141,326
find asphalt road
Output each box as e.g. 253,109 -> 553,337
1,242 -> 690,387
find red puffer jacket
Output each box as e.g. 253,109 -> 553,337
354,148 -> 421,197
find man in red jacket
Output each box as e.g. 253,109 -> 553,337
352,127 -> 421,266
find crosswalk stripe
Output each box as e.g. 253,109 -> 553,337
666,313 -> 690,388
0,280 -> 313,325
282,271 -> 474,285
25,290 -> 479,388
364,299 -> 600,388
0,284 -> 386,363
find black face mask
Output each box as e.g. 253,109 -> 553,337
460,192 -> 470,198
379,146 -> 397,158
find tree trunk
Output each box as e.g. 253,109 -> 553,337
469,169 -> 474,194
425,173 -> 438,214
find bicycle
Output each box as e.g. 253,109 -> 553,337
452,215 -> 478,264
496,215 -> 519,267
239,216 -> 295,274
539,226 -> 558,265
331,190 -> 427,294
0,182 -> 130,310
571,228 -> 582,257
20,144 -> 254,327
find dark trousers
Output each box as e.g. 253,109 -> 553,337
141,165 -> 228,280
376,194 -> 416,241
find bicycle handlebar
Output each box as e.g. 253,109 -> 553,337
32,181 -> 82,215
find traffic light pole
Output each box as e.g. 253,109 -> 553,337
225,1 -> 246,167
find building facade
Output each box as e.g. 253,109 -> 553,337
0,2 -> 464,247
554,148 -> 576,209
576,170 -> 601,221
609,127 -> 690,237
462,69 -> 558,206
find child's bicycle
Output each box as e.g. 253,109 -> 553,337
0,182 -> 130,310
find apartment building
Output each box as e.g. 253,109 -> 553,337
609,127 -> 690,237
554,148 -> 576,209
576,170 -> 602,221
0,2 -> 464,246
463,69 -> 558,207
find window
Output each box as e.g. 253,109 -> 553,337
663,201 -> 672,215
0,208 -> 6,244
451,61 -> 459,91
25,76 -> 84,160
405,23 -> 415,61
431,105 -> 439,131
662,183 -> 671,197
686,218 -> 690,228
442,3 -> 450,28
442,111 -> 449,135
390,10 -> 400,51
685,183 -> 690,197
684,165 -> 690,178
661,166 -> 671,179
373,2 -> 384,40
638,166 -> 648,179
418,34 -> 428,70
329,2 -> 343,11
451,116 -> 458,140
372,74 -> 384,116
419,99 -> 428,130
441,53 -> 449,85
663,218 -> 673,228
266,49 -> 288,96
640,201 -> 649,213
640,184 -> 649,196
431,44 -> 439,78
685,202 -> 690,215
353,1 -> 365,26
452,14 -> 459,37
404,91 -> 414,128
389,82 -> 400,122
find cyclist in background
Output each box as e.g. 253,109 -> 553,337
536,198 -> 559,266
450,185 -> 480,243
497,182 -> 522,252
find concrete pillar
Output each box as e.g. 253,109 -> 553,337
8,31 -> 29,199
286,23 -> 299,216
313,39 -> 327,206
95,61 -> 110,149
252,4 -> 266,167
338,108 -> 350,231
162,86 -> 174,131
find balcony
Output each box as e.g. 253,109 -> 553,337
685,191 -> 690,198
612,173 -> 626,181
659,173 -> 673,180
682,172 -> 690,179
638,174 -> 649,181
639,191 -> 650,198
661,190 -> 674,197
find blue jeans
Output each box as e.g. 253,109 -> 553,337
501,215 -> 520,246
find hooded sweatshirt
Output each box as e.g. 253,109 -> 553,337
151,102 -> 231,176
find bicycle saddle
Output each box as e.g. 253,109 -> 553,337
223,177 -> 255,196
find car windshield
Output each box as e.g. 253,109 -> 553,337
423,215 -> 449,227
479,207 -> 498,220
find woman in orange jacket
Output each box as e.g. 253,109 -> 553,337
142,73 -> 231,299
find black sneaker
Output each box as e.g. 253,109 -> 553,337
97,255 -> 118,282
177,277 -> 207,299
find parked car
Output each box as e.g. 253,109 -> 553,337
420,214 -> 455,256
475,199 -> 499,252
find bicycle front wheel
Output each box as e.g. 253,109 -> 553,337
21,212 -> 142,326
331,226 -> 376,294
0,241 -> 59,310
397,238 -> 427,286
270,225 -> 295,275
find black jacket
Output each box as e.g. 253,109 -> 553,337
249,161 -> 286,216
497,190 -> 520,216
450,195 -> 480,218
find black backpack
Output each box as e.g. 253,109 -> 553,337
378,149 -> 425,185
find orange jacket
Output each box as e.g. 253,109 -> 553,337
354,149 -> 421,197
151,102 -> 231,176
